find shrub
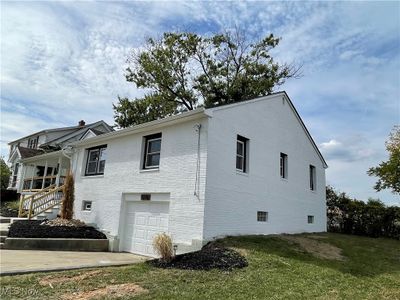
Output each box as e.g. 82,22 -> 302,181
327,186 -> 400,239
153,233 -> 173,262
61,171 -> 74,220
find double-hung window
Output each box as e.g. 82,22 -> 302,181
143,133 -> 162,169
309,165 -> 316,191
236,135 -> 249,173
280,153 -> 288,179
85,145 -> 107,176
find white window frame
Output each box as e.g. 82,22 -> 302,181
144,137 -> 161,169
309,165 -> 316,191
85,146 -> 107,176
280,153 -> 288,179
82,201 -> 92,211
236,140 -> 245,172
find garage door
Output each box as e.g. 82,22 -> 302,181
121,201 -> 169,257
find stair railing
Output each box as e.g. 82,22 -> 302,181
19,185 -> 65,219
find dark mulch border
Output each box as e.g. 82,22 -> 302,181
149,242 -> 248,271
8,220 -> 107,239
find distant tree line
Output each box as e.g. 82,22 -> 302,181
326,186 -> 400,239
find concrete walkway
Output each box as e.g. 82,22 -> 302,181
0,250 -> 148,276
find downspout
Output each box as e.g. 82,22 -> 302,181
194,123 -> 202,199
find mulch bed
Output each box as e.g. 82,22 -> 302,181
0,206 -> 18,217
8,220 -> 107,239
149,242 -> 248,271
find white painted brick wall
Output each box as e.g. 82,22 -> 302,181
71,93 -> 327,253
203,94 -> 327,240
72,117 -> 208,247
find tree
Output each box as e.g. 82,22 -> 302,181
368,126 -> 400,194
113,94 -> 177,128
60,171 -> 74,220
114,30 -> 300,128
0,157 -> 11,190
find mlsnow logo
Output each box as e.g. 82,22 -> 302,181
0,287 -> 39,297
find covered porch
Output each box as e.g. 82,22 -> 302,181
20,151 -> 70,193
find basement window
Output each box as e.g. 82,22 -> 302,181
82,201 -> 92,211
257,211 -> 268,222
308,215 -> 314,224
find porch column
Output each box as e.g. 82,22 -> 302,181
55,156 -> 62,186
29,164 -> 36,190
19,163 -> 26,193
41,161 -> 48,189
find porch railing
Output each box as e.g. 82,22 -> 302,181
22,176 -> 66,191
19,184 -> 65,219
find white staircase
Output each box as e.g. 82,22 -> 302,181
35,204 -> 61,220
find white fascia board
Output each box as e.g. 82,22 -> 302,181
72,108 -> 207,148
8,148 -> 21,163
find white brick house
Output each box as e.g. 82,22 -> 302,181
71,92 -> 327,257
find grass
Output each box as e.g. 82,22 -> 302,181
1,233 -> 399,299
2,199 -> 19,210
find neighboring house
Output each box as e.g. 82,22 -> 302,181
7,120 -> 113,194
69,92 -> 328,257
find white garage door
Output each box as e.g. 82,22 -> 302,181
121,201 -> 169,257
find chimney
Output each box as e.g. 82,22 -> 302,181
78,120 -> 86,127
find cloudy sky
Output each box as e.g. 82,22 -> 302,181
1,1 -> 399,204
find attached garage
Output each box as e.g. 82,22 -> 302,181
120,201 -> 170,257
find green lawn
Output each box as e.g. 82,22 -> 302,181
1,233 -> 399,299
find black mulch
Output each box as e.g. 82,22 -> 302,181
0,206 -> 18,217
149,242 -> 248,271
8,220 -> 107,239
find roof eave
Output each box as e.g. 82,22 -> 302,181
72,108 -> 207,148
20,150 -> 63,163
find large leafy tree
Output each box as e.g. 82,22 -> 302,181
0,157 -> 11,190
368,126 -> 400,194
114,30 -> 300,127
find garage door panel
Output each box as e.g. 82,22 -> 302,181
159,217 -> 169,227
122,201 -> 170,257
135,228 -> 146,239
135,215 -> 147,225
147,216 -> 158,226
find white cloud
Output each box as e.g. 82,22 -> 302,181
1,1 -> 399,204
319,138 -> 376,162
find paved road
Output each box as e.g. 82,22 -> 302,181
0,250 -> 147,275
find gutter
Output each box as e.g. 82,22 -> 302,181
71,108 -> 208,148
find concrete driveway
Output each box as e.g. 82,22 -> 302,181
0,250 -> 148,276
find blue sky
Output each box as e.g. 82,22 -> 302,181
1,1 -> 399,205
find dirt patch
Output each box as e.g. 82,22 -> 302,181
8,220 -> 106,239
39,270 -> 105,287
150,242 -> 248,271
280,235 -> 345,261
61,283 -> 147,300
307,234 -> 329,240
